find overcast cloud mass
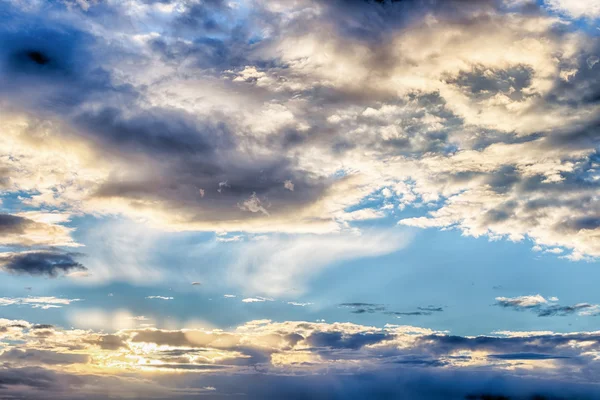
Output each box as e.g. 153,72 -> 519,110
0,0 -> 599,398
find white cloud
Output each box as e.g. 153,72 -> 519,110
230,230 -> 411,296
242,297 -> 273,303
495,294 -> 550,307
0,296 -> 81,309
288,302 -> 313,307
545,0 -> 600,19
239,192 -> 270,216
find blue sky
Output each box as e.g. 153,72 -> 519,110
0,0 -> 600,399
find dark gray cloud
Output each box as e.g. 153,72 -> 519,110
0,10 -> 128,113
87,334 -> 129,351
157,367 -> 599,400
414,332 -> 600,358
173,0 -> 231,34
339,302 -> 386,314
0,349 -> 89,365
0,367 -> 62,390
340,302 -> 444,316
494,296 -> 600,318
445,64 -> 535,101
31,324 -> 54,330
487,353 -> 570,361
0,213 -> 31,235
304,331 -> 392,350
536,304 -> 598,317
0,250 -> 86,278
0,364 -> 597,400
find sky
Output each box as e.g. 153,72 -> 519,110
0,0 -> 599,398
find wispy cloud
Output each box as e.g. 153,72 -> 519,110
230,231 -> 411,296
0,297 -> 81,309
340,303 -> 444,317
287,302 -> 313,307
242,297 -> 273,303
495,295 -> 600,317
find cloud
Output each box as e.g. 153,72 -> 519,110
340,303 -> 387,314
146,296 -> 174,300
545,0 -> 600,19
0,349 -> 89,365
0,0 -> 598,261
0,213 -> 78,247
0,317 -> 598,398
238,192 -> 270,216
86,334 -> 129,350
487,352 -> 570,360
495,295 -> 600,317
495,295 -> 550,308
242,297 -> 273,303
340,303 -> 444,316
287,302 -> 312,307
230,230 -> 411,296
0,296 -> 81,309
0,250 -> 87,278
284,180 -> 294,191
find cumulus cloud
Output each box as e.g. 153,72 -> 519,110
0,213 -> 78,247
0,0 -> 596,261
0,317 -> 598,398
545,0 -> 600,19
2,1 -> 598,259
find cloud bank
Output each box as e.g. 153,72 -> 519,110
0,318 -> 599,399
